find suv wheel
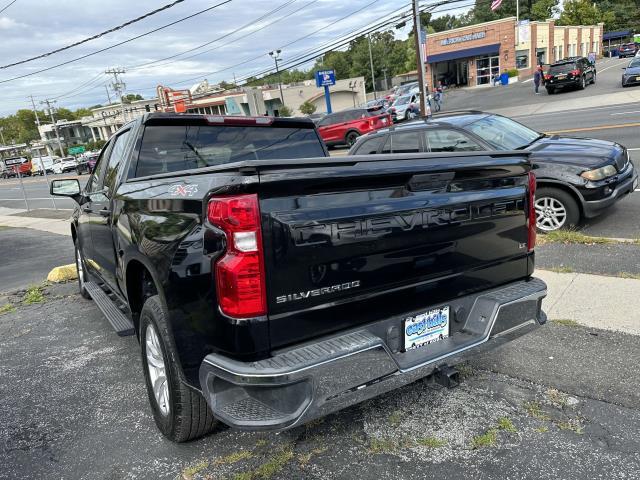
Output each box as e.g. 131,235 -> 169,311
345,131 -> 360,147
535,187 -> 580,232
140,295 -> 216,442
591,72 -> 596,84
75,243 -> 91,299
579,75 -> 586,90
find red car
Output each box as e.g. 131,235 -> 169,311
317,107 -> 392,148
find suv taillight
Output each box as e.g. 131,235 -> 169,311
569,69 -> 580,76
208,194 -> 266,318
527,171 -> 536,252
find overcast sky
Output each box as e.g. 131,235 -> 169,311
0,0 -> 474,116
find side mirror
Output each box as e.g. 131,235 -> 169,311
50,179 -> 81,200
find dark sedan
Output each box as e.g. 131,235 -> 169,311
618,43 -> 637,58
622,57 -> 640,87
348,112 -> 638,232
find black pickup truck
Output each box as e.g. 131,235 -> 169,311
51,113 -> 547,443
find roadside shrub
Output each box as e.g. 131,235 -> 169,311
506,68 -> 519,78
299,100 -> 317,115
278,105 -> 292,117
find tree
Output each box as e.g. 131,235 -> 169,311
530,0 -> 560,21
122,93 -> 143,104
74,108 -> 92,118
557,0 -> 614,26
299,100 -> 317,115
278,105 -> 292,117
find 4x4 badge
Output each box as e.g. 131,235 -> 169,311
168,184 -> 198,197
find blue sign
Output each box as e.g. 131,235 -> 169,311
315,69 -> 336,88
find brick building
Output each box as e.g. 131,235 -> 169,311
423,17 -> 604,88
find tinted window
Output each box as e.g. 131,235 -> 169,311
466,115 -> 540,150
317,115 -> 335,127
86,142 -> 112,192
380,132 -> 421,154
135,125 -> 325,177
103,130 -> 131,192
425,129 -> 484,152
344,110 -> 365,122
549,62 -> 577,74
353,136 -> 385,155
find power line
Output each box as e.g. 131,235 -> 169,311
129,0 -> 301,70
0,0 -> 186,70
0,0 -> 233,85
0,0 -> 17,15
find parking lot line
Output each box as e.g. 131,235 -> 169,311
545,122 -> 640,134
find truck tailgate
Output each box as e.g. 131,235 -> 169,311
257,153 -> 533,349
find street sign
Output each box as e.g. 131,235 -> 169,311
315,70 -> 336,88
68,146 -> 85,155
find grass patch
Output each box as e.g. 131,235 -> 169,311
368,437 -> 398,454
618,272 -> 640,280
181,460 -> 209,479
470,429 -> 498,449
523,401 -> 551,421
416,436 -> 447,448
0,303 -> 16,315
255,439 -> 268,448
214,450 -> 252,465
552,319 -> 580,327
497,417 -> 517,433
233,447 -> 294,480
297,447 -> 327,466
388,410 -> 403,427
535,426 -> 549,433
556,420 -> 584,434
537,230 -> 613,246
548,265 -> 574,274
22,285 -> 45,305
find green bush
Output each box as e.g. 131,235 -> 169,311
299,100 -> 317,115
278,105 -> 293,117
506,68 -> 519,78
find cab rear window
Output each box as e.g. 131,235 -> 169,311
549,63 -> 577,74
135,125 -> 325,177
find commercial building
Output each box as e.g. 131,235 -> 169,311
82,98 -> 161,141
423,17 -> 604,88
37,120 -> 94,156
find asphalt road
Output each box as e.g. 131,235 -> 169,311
0,173 -> 85,210
0,227 -> 74,293
1,272 -> 639,480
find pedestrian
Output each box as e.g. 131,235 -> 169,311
533,65 -> 544,95
434,81 -> 444,112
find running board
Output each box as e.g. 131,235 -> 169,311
84,282 -> 135,336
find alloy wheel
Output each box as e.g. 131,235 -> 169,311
145,324 -> 170,416
535,196 -> 567,231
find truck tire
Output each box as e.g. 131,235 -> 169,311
75,243 -> 91,299
534,187 -> 580,232
140,295 -> 216,442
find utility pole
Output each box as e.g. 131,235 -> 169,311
268,50 -> 285,109
41,99 -> 65,157
368,34 -> 377,99
0,127 -> 5,145
105,68 -> 126,124
105,84 -> 113,104
29,95 -> 56,209
413,0 -> 427,117
382,68 -> 389,91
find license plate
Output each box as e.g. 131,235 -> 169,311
557,74 -> 566,79
403,306 -> 450,351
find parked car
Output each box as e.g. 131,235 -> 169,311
31,156 -> 56,175
52,156 -> 78,174
389,93 -> 420,122
349,111 -> 638,232
622,57 -> 640,87
618,43 -> 637,58
365,98 -> 390,111
50,112 -> 546,442
1,157 -> 32,178
317,107 -> 392,147
76,153 -> 100,174
544,57 -> 596,94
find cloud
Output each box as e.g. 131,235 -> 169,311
0,16 -> 25,29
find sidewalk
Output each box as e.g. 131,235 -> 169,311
537,269 -> 640,335
0,208 -> 71,236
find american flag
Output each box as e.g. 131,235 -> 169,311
491,0 -> 502,11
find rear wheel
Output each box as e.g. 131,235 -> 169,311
591,72 -> 596,84
140,295 -> 216,442
546,87 -> 555,95
345,131 -> 360,147
535,187 -> 580,232
578,75 -> 586,90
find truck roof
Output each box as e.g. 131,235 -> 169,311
141,113 -> 317,129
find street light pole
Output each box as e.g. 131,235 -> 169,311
268,50 -> 285,109
349,81 -> 357,107
412,0 -> 427,117
368,34 -> 377,99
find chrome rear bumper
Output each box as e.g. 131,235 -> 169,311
199,277 -> 547,431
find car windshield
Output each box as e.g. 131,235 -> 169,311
466,115 -> 541,150
628,59 -> 640,68
549,63 -> 577,74
394,96 -> 411,106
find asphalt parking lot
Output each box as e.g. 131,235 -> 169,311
0,229 -> 639,480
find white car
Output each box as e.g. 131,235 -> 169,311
52,156 -> 78,174
31,156 -> 56,175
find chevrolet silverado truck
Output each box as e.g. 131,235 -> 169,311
50,113 -> 547,443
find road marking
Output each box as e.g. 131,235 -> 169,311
545,122 -> 640,134
610,111 -> 640,116
512,102 -> 640,119
627,148 -> 640,151
598,61 -> 628,74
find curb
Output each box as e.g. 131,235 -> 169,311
47,264 -> 77,283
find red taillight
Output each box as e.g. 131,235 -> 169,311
208,194 -> 266,318
544,74 -> 552,80
569,69 -> 580,76
527,171 -> 536,252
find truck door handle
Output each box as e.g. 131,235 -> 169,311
82,206 -> 92,213
98,208 -> 111,217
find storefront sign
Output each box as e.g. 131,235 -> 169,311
441,31 -> 486,46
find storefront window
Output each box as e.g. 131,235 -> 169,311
516,50 -> 529,69
476,54 -> 500,85
536,48 -> 547,65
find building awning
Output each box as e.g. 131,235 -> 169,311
603,30 -> 631,41
427,43 -> 501,63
